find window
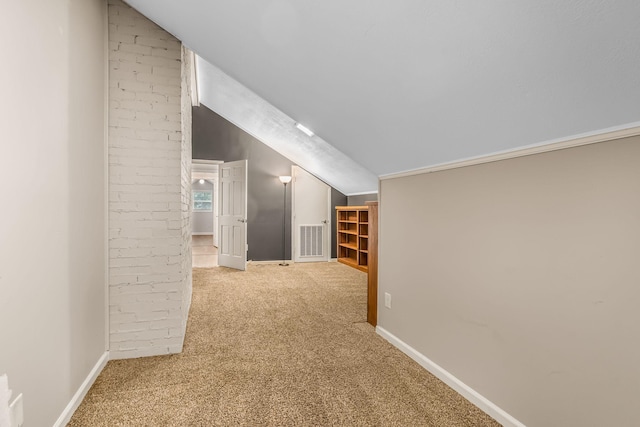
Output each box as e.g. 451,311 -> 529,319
193,190 -> 213,212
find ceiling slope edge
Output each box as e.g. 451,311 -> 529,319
195,57 -> 378,196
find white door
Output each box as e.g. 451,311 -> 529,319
218,160 -> 248,270
211,175 -> 219,247
292,166 -> 330,263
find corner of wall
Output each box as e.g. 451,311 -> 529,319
179,45 -> 194,343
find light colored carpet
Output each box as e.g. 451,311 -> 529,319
69,263 -> 500,426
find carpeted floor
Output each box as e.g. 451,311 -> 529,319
69,263 -> 500,426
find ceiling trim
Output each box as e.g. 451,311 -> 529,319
347,190 -> 379,196
380,121 -> 640,181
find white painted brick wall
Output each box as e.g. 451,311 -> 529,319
108,0 -> 192,359
180,46 -> 194,342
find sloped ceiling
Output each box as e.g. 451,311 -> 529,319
195,57 -> 379,195
126,0 -> 640,185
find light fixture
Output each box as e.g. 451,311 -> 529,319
199,179 -> 205,184
278,176 -> 292,266
295,122 -> 314,137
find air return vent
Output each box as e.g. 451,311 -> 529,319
299,225 -> 324,257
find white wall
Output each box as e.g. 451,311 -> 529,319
179,45 -> 194,349
0,0 -> 107,425
378,136 -> 640,426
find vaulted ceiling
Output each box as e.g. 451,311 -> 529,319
126,0 -> 640,194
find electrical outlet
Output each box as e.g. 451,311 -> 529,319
9,393 -> 23,427
384,292 -> 392,309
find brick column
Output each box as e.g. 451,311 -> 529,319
108,0 -> 192,359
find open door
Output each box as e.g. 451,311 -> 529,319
292,166 -> 331,263
218,160 -> 248,270
211,175 -> 219,248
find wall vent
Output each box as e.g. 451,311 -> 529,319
299,225 -> 324,257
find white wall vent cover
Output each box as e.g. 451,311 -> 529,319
300,225 -> 324,257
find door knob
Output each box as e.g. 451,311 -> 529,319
237,218 -> 247,223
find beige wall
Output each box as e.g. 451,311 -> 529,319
379,136 -> 640,426
0,0 -> 107,425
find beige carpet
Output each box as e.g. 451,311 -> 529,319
69,263 -> 500,426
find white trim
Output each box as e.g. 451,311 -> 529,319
103,0 -> 110,353
346,190 -> 379,196
190,50 -> 199,107
290,165 -> 295,267
192,161 -> 221,180
376,327 -> 526,427
247,260 -> 294,265
192,171 -> 217,180
110,345 -> 182,360
380,122 -> 640,180
192,159 -> 224,165
191,232 -> 214,236
248,260 -> 335,264
53,351 -> 109,427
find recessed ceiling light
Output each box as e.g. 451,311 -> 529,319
295,122 -> 314,137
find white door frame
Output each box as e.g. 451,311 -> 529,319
192,159 -> 223,245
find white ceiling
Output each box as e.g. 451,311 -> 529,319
126,0 -> 640,187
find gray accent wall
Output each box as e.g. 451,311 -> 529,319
348,193 -> 378,206
193,105 -> 345,260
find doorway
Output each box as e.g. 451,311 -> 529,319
292,166 -> 331,263
192,159 -> 222,268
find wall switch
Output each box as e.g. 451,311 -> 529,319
9,393 -> 23,427
384,292 -> 392,309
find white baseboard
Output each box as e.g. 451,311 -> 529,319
247,260 -> 293,265
376,327 -> 526,427
53,351 -> 109,427
191,232 -> 213,236
110,345 -> 182,360
248,259 -> 337,265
